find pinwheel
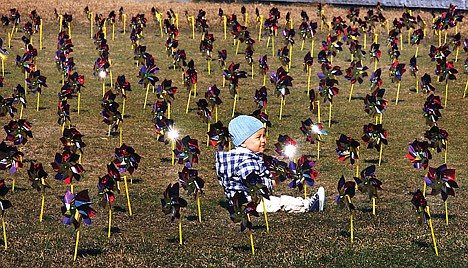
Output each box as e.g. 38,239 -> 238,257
25,69 -> 47,111
270,67 -> 293,120
0,38 -> 9,76
11,85 -> 26,118
223,62 -> 247,117
354,165 -> 382,214
274,134 -> 297,161
51,149 -> 83,192
61,190 -> 96,261
330,16 -> 347,36
94,53 -> 113,97
387,29 -> 400,62
197,99 -> 212,145
322,35 -> 343,62
288,155 -> 319,199
179,167 -> 205,222
6,8 -> 20,44
264,8 -> 280,56
423,94 -> 443,127
240,32 -> 255,78
335,175 -> 356,243
411,28 -> 424,57
389,61 -> 406,104
362,123 -> 388,165
0,140 -> 23,182
174,135 -> 200,168
299,18 -> 317,52
161,182 -> 188,245
336,134 -> 360,176
318,74 -> 339,127
195,9 -> 209,36
228,192 -> 259,255
66,72 -> 85,114
464,57 -> 468,98
408,55 -> 419,92
406,139 -> 432,170
252,109 -> 272,136
345,61 -> 368,101
303,51 -> 314,95
207,121 -> 229,151
411,189 -> 438,255
0,95 -> 16,118
172,48 -> 187,71
114,75 -> 131,117
218,49 -> 227,71
369,43 -> 381,71
434,58 -> 457,107
259,54 -> 269,86
308,89 -> 321,123
231,22 -> 247,54
254,86 -> 267,113
60,127 -> 86,157
424,164 -> 457,225
98,166 -> 117,238
153,100 -> 169,121
364,88 -> 388,124
205,85 -> 222,121
184,60 -> 198,113
200,32 -> 215,74
154,115 -> 174,144
346,7 -> 360,25
424,126 -> 448,163
369,68 -> 383,93
244,171 -> 271,232
0,179 -> 12,249
113,143 -> 140,215
282,28 -> 295,69
155,79 -> 177,119
4,119 -> 32,146
420,73 -> 435,94
316,3 -> 326,31
101,90 -> 122,137
300,118 -> 327,159
139,55 -> 160,109
28,162 -> 50,222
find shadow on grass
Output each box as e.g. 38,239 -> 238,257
350,96 -> 366,101
123,114 -> 132,119
218,200 -> 229,209
339,230 -> 351,239
364,159 -> 380,164
233,244 -> 255,253
186,215 -> 199,222
414,240 -> 431,249
38,107 -> 49,111
166,237 -> 184,244
113,206 -> 127,212
72,109 -> 89,113
102,227 -> 121,235
11,187 -> 28,192
128,178 -> 142,184
161,157 -> 171,163
431,213 -> 456,220
77,248 -> 103,258
359,207 -> 373,213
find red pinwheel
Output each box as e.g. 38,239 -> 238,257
51,150 -> 84,185
330,16 -> 347,36
322,35 -> 343,59
97,169 -> 117,208
152,100 -> 168,120
411,189 -> 430,226
424,126 -> 448,153
183,59 -> 197,91
435,58 -> 457,83
161,182 -> 188,223
423,94 -> 443,127
0,141 -> 23,174
179,167 -> 205,196
200,31 -> 215,59
11,85 -> 26,111
174,135 -> 199,168
101,90 -> 122,134
369,68 -> 383,93
354,165 -> 382,200
113,144 -> 140,175
61,190 -> 96,230
406,139 -> 432,169
345,61 -> 368,101
4,119 -> 32,145
205,85 -> 222,112
299,19 -> 317,43
429,44 -> 450,63
300,118 -> 327,144
409,55 -> 418,79
275,135 -> 297,159
336,134 -> 360,165
207,121 -> 229,151
28,162 -> 50,192
60,127 -> 86,154
369,43 -> 381,68
218,49 -> 227,70
288,155 -> 319,193
0,179 -> 13,215
389,61 -> 405,82
411,28 -> 424,46
196,99 -> 212,123
251,109 -> 272,130
335,175 -> 356,211
425,164 -> 457,201
254,86 -> 267,111
156,79 -> 177,109
387,29 -> 400,61
0,95 -> 16,118
26,70 -> 47,94
318,76 -> 339,103
270,66 -> 293,98
362,123 -> 388,151
263,154 -> 291,183
154,116 -> 174,144
346,7 -> 360,25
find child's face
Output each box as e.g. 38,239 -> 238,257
242,128 -> 266,153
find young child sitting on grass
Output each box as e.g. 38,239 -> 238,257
215,115 -> 325,213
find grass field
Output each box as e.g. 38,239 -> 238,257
0,1 -> 467,266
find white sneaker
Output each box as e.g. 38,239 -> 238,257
308,186 -> 325,212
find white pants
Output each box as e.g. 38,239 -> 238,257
257,195 -> 311,213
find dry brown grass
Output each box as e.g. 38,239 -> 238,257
0,1 -> 467,267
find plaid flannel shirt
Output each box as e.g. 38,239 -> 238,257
215,147 -> 273,201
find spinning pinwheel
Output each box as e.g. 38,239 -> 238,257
423,94 -> 443,127
300,118 -> 327,159
336,175 -> 356,243
424,164 -> 457,225
409,55 -> 419,92
389,61 -> 405,104
411,189 -> 438,255
270,67 -> 293,120
336,134 -> 360,176
51,150 -> 83,192
369,43 -> 381,71
364,88 -> 388,124
420,73 -> 435,94
138,55 -> 160,109
254,86 -> 267,113
361,123 -> 388,165
288,155 -> 319,199
207,121 -> 229,151
28,162 -> 50,222
25,70 -> 47,111
318,67 -> 340,127
410,28 -> 424,57
0,179 -> 12,249
354,165 -> 382,214
179,167 -> 205,222
434,57 -> 457,107
154,115 -> 174,144
275,135 -> 297,160
406,139 -> 432,170
252,109 -> 272,136
11,85 -> 27,117
0,95 -> 16,118
61,190 -> 96,261
200,32 -> 215,74
4,119 -> 32,146
223,62 -> 247,117
424,126 -> 448,163
161,182 -> 188,245
98,166 -> 118,238
228,192 -> 259,255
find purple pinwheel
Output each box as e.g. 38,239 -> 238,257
424,164 -> 457,201
288,155 -> 319,192
113,144 -> 141,174
406,139 -> 432,169
61,190 -> 97,229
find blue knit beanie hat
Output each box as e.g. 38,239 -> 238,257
229,115 -> 265,147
